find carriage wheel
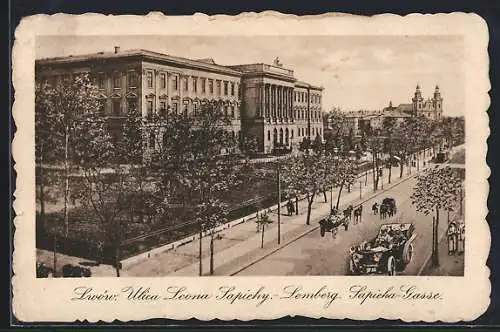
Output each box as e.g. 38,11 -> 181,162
320,227 -> 325,237
387,256 -> 396,276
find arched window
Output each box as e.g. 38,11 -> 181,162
291,129 -> 294,139
268,130 -> 271,141
279,128 -> 284,144
273,128 -> 278,143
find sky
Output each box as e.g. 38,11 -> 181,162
37,35 -> 465,116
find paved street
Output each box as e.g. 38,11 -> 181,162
236,173 -> 452,276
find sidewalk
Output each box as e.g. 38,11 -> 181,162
419,215 -> 465,276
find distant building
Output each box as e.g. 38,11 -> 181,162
35,47 -> 324,156
343,84 -> 444,135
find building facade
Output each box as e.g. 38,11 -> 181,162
36,48 -> 324,155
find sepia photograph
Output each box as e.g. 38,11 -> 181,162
12,12 -> 489,322
34,35 -> 466,278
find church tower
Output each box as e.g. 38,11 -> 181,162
432,85 -> 443,120
412,84 -> 424,116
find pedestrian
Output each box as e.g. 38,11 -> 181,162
289,200 -> 295,216
447,222 -> 458,255
457,222 -> 465,255
372,202 -> 379,215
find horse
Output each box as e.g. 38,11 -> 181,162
379,204 -> 388,220
354,205 -> 363,224
343,205 -> 354,222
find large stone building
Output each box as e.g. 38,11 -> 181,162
35,47 -> 324,155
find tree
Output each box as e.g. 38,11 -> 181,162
323,109 -> 348,154
282,152 -> 326,225
35,73 -> 102,237
382,117 -> 396,183
156,103 -> 241,275
334,158 -> 357,210
255,211 -> 273,248
70,112 -> 130,277
410,166 -> 463,267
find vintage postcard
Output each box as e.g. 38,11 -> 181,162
12,12 -> 489,322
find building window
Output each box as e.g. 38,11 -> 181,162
231,82 -> 235,96
291,130 -> 294,139
112,100 -> 121,115
183,77 -> 188,92
183,103 -> 188,116
146,71 -> 153,88
237,84 -> 240,97
159,101 -> 166,117
217,80 -> 221,95
208,79 -> 214,94
230,106 -> 235,118
173,76 -> 178,91
224,81 -> 228,95
113,73 -> 121,89
98,73 -> 105,89
202,79 -> 206,93
127,72 -> 138,88
194,103 -> 199,115
147,100 -> 154,117
224,106 -> 228,117
160,73 -> 166,89
268,130 -> 271,141
128,100 -> 137,113
172,102 -> 178,114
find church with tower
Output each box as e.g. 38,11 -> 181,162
411,84 -> 443,120
382,84 -> 443,121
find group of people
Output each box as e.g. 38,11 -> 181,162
447,221 -> 465,255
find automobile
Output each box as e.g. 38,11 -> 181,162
348,223 -> 416,275
319,213 -> 349,237
62,264 -> 92,278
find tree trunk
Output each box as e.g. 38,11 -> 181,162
261,220 -> 265,248
295,195 -> 299,215
199,226 -> 203,276
388,158 -> 392,184
63,129 -> 70,238
306,193 -> 315,225
38,142 -> 46,231
323,189 -> 327,203
336,181 -> 345,210
399,156 -> 404,178
432,206 -> 440,267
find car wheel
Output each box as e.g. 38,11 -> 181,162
348,258 -> 357,275
320,227 -> 325,237
387,256 -> 396,276
403,243 -> 414,265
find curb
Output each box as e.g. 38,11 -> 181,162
227,170 -> 421,276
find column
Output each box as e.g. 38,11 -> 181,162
272,85 -> 276,119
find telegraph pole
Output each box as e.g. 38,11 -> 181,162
277,162 -> 281,245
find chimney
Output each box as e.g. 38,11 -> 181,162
114,46 -> 120,54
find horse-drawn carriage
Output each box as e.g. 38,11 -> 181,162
379,197 -> 397,219
319,213 -> 349,237
348,223 -> 416,276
